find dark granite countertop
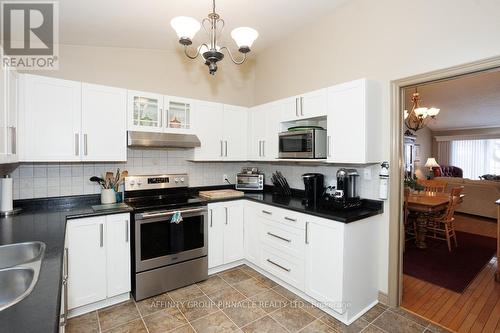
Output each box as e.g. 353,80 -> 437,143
0,186 -> 382,332
0,195 -> 132,333
192,186 -> 384,223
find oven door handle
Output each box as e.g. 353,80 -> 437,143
139,207 -> 207,219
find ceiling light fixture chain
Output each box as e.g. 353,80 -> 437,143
171,0 -> 258,75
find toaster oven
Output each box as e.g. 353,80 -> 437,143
236,173 -> 264,191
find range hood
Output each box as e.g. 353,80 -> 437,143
127,131 -> 201,149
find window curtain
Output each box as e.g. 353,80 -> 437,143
450,139 -> 500,179
436,141 -> 451,166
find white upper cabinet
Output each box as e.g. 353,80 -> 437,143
81,83 -> 127,161
248,101 -> 281,161
222,105 -> 247,161
192,102 -> 248,161
0,59 -> 18,164
164,96 -> 193,132
127,90 -> 194,134
281,88 -> 327,122
21,75 -> 82,162
6,69 -> 19,163
326,79 -> 382,164
127,90 -> 164,132
192,101 -> 224,160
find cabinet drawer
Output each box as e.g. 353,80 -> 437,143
260,245 -> 304,290
257,205 -> 305,230
260,220 -> 305,259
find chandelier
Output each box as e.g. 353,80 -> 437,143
170,0 -> 258,75
404,88 -> 440,132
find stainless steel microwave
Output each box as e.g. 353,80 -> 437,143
279,129 -> 327,159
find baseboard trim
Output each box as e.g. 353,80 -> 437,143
68,293 -> 130,319
378,291 -> 389,306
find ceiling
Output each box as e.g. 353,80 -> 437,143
403,68 -> 500,131
57,0 -> 349,53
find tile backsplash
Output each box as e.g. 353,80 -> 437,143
9,149 -> 243,200
10,148 -> 381,201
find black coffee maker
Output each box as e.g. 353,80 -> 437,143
302,173 -> 324,208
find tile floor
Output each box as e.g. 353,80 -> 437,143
67,265 -> 451,333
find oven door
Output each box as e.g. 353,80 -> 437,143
135,206 -> 208,272
279,131 -> 313,158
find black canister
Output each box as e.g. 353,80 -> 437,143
302,173 -> 324,208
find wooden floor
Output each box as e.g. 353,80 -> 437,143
402,214 -> 500,333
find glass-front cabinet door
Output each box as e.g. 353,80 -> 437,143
127,90 -> 164,132
164,96 -> 193,131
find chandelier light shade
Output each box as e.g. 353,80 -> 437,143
231,27 -> 259,51
171,0 -> 258,75
404,89 -> 440,132
170,16 -> 201,41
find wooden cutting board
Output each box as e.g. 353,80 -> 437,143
199,189 -> 245,199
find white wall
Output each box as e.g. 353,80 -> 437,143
253,0 -> 500,294
30,44 -> 256,107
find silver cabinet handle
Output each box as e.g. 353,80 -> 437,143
210,209 -> 213,227
225,207 -> 228,225
60,247 -> 69,327
327,136 -> 331,157
262,210 -> 272,215
125,220 -> 129,243
267,232 -> 291,243
75,133 -> 79,156
300,97 -> 304,116
262,140 -> 265,157
305,222 -> 309,244
99,224 -> 104,247
267,259 -> 291,272
284,217 -> 297,222
8,126 -> 16,154
225,141 -> 228,157
258,140 -> 261,157
220,140 -> 224,157
84,134 -> 88,156
159,108 -> 163,128
295,98 -> 299,117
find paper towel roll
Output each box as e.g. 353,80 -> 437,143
0,177 -> 13,212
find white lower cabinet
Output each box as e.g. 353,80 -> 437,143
208,201 -> 244,268
237,201 -> 378,324
65,213 -> 130,311
304,217 -> 345,314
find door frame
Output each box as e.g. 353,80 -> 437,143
387,55 -> 500,306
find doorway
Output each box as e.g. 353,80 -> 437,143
388,57 -> 500,331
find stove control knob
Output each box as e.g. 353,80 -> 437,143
137,181 -> 142,186
129,180 -> 135,186
180,177 -> 185,183
174,178 -> 179,183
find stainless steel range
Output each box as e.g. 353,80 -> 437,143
124,174 -> 208,301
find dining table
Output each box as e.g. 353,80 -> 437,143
407,191 -> 465,249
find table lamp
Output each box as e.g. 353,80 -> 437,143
425,157 -> 440,179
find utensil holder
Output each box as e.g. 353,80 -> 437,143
101,189 -> 116,204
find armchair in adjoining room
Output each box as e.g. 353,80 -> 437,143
432,165 -> 463,178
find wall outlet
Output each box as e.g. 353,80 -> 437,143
223,174 -> 229,183
363,168 -> 372,180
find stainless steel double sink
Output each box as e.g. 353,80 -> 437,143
0,241 -> 46,311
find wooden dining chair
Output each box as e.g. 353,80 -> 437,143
427,194 -> 461,251
403,188 -> 416,250
418,179 -> 447,193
